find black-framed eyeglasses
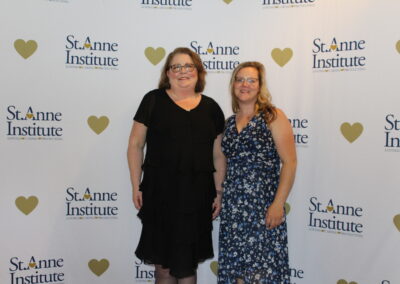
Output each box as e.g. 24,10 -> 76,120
234,77 -> 259,85
169,64 -> 196,73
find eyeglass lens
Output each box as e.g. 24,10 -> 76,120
170,64 -> 195,73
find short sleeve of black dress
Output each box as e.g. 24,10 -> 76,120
211,98 -> 225,136
133,90 -> 156,126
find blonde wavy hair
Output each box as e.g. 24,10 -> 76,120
230,61 -> 277,124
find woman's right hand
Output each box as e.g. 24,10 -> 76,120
133,190 -> 143,210
128,121 -> 147,211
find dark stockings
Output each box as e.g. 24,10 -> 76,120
154,265 -> 197,284
177,274 -> 196,284
155,265 -> 177,284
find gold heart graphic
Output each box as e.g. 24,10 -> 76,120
29,262 -> 36,268
88,259 -> 109,276
84,43 -> 91,48
223,0 -> 233,3
337,280 -> 358,284
210,261 -> 218,276
207,48 -> 214,54
26,113 -> 33,119
340,122 -> 363,143
87,116 -> 109,135
327,206 -> 334,212
393,214 -> 400,232
144,47 -> 166,65
15,196 -> 39,215
396,40 -> 400,54
84,194 -> 91,199
14,39 -> 38,59
330,44 -> 337,50
284,202 -> 291,215
271,48 -> 293,67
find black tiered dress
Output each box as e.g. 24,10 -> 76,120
134,89 -> 225,278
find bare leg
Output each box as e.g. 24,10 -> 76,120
177,273 -> 196,284
155,265 -> 177,284
236,278 -> 244,284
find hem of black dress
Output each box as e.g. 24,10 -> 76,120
135,254 -> 214,279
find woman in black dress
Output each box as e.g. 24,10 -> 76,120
127,47 -> 226,284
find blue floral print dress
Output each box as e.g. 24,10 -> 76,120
218,113 -> 290,284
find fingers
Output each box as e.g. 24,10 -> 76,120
133,199 -> 140,210
212,199 -> 222,220
265,203 -> 285,229
137,196 -> 143,210
265,217 -> 280,229
212,206 -> 221,219
133,191 -> 142,210
265,213 -> 284,229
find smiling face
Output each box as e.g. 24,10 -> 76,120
166,53 -> 198,91
233,66 -> 260,105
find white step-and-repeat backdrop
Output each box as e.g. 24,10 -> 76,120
1,0 -> 399,283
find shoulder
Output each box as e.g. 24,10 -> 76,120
201,94 -> 223,111
200,94 -> 217,105
145,88 -> 165,98
274,108 -> 289,121
225,114 -> 235,126
272,107 -> 285,117
269,108 -> 292,132
226,114 -> 235,122
140,88 -> 167,104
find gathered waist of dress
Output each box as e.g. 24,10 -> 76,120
227,155 -> 279,167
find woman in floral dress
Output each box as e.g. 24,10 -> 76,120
218,61 -> 297,284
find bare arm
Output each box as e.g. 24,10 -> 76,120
127,121 -> 147,210
265,108 -> 297,229
212,133 -> 226,219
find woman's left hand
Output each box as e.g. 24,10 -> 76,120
265,202 -> 285,229
212,196 -> 222,220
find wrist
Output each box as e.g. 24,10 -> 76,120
272,199 -> 285,207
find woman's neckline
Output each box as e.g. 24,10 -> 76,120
164,89 -> 203,112
234,113 -> 259,134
